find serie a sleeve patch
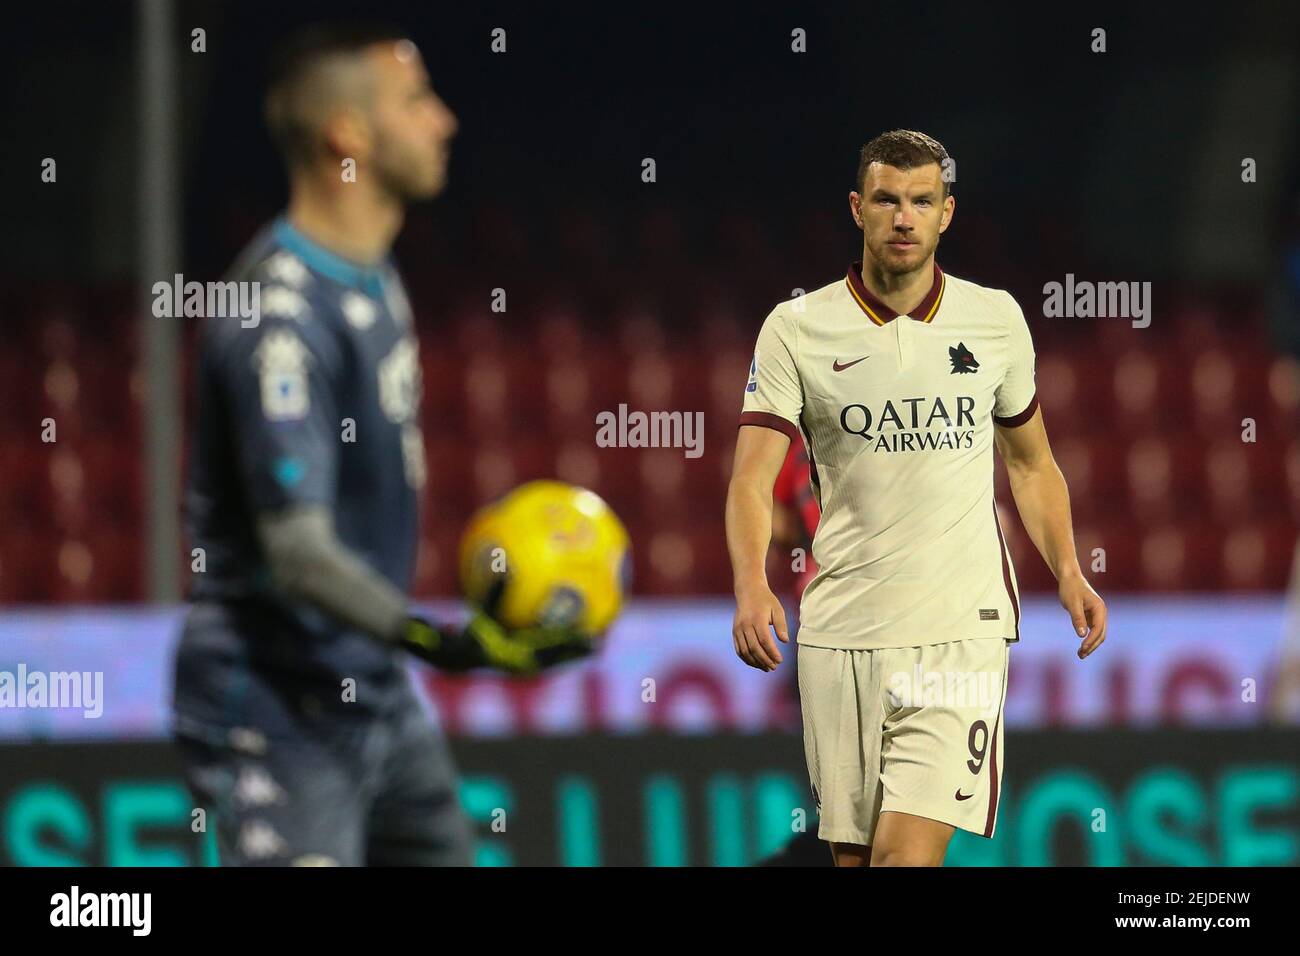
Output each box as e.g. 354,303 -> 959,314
254,328 -> 312,422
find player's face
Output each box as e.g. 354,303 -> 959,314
366,41 -> 459,199
849,162 -> 954,275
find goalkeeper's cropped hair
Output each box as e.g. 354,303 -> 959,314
263,21 -> 410,170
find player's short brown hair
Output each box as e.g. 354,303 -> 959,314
856,130 -> 953,198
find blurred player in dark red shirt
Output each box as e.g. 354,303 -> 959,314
771,440 -> 820,602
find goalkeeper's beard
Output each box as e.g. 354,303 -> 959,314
372,143 -> 444,201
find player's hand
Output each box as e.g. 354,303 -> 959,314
732,582 -> 789,671
465,611 -> 596,675
1059,572 -> 1107,660
401,614 -> 595,676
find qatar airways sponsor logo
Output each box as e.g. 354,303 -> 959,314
839,395 -> 977,452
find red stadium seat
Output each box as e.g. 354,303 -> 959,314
552,441 -> 604,496
1140,522 -> 1220,592
1189,347 -> 1243,437
1126,436 -> 1201,524
419,350 -> 464,419
1202,440 -> 1250,512
1219,525 -> 1265,590
638,448 -> 718,516
461,351 -> 546,435
1053,434 -> 1130,524
0,530 -> 49,603
1035,352 -> 1085,436
1266,357 -> 1300,432
1219,521 -> 1297,591
1073,519 -> 1140,591
532,308 -> 589,360
638,524 -> 698,594
414,525 -> 461,598
81,438 -> 143,529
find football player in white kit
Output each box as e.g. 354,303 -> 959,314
725,130 -> 1108,866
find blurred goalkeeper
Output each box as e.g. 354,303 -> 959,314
172,22 -> 592,866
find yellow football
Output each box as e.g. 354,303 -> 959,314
459,480 -> 631,634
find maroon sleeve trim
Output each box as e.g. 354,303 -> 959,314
739,411 -> 800,441
993,393 -> 1039,428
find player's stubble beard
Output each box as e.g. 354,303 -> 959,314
372,127 -> 447,203
864,227 -> 940,279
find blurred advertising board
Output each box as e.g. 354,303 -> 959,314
0,597 -> 1292,741
0,731 -> 1295,866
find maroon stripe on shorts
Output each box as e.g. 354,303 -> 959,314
984,644 -> 1008,838
993,499 -> 1020,641
984,707 -> 1002,837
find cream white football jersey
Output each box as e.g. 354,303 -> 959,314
740,261 -> 1039,649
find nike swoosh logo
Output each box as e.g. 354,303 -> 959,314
954,789 -> 974,801
833,356 -> 869,371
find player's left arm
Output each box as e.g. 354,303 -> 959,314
993,293 -> 1106,659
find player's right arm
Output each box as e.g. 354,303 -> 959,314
727,306 -> 803,671
727,424 -> 792,670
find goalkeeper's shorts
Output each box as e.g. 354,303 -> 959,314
172,602 -> 473,866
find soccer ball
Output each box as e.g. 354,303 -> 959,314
459,480 -> 631,634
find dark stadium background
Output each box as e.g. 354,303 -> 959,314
0,0 -> 1298,866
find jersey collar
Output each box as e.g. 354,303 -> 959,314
845,259 -> 945,326
272,216 -> 388,300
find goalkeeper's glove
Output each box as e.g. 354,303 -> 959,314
400,612 -> 596,676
